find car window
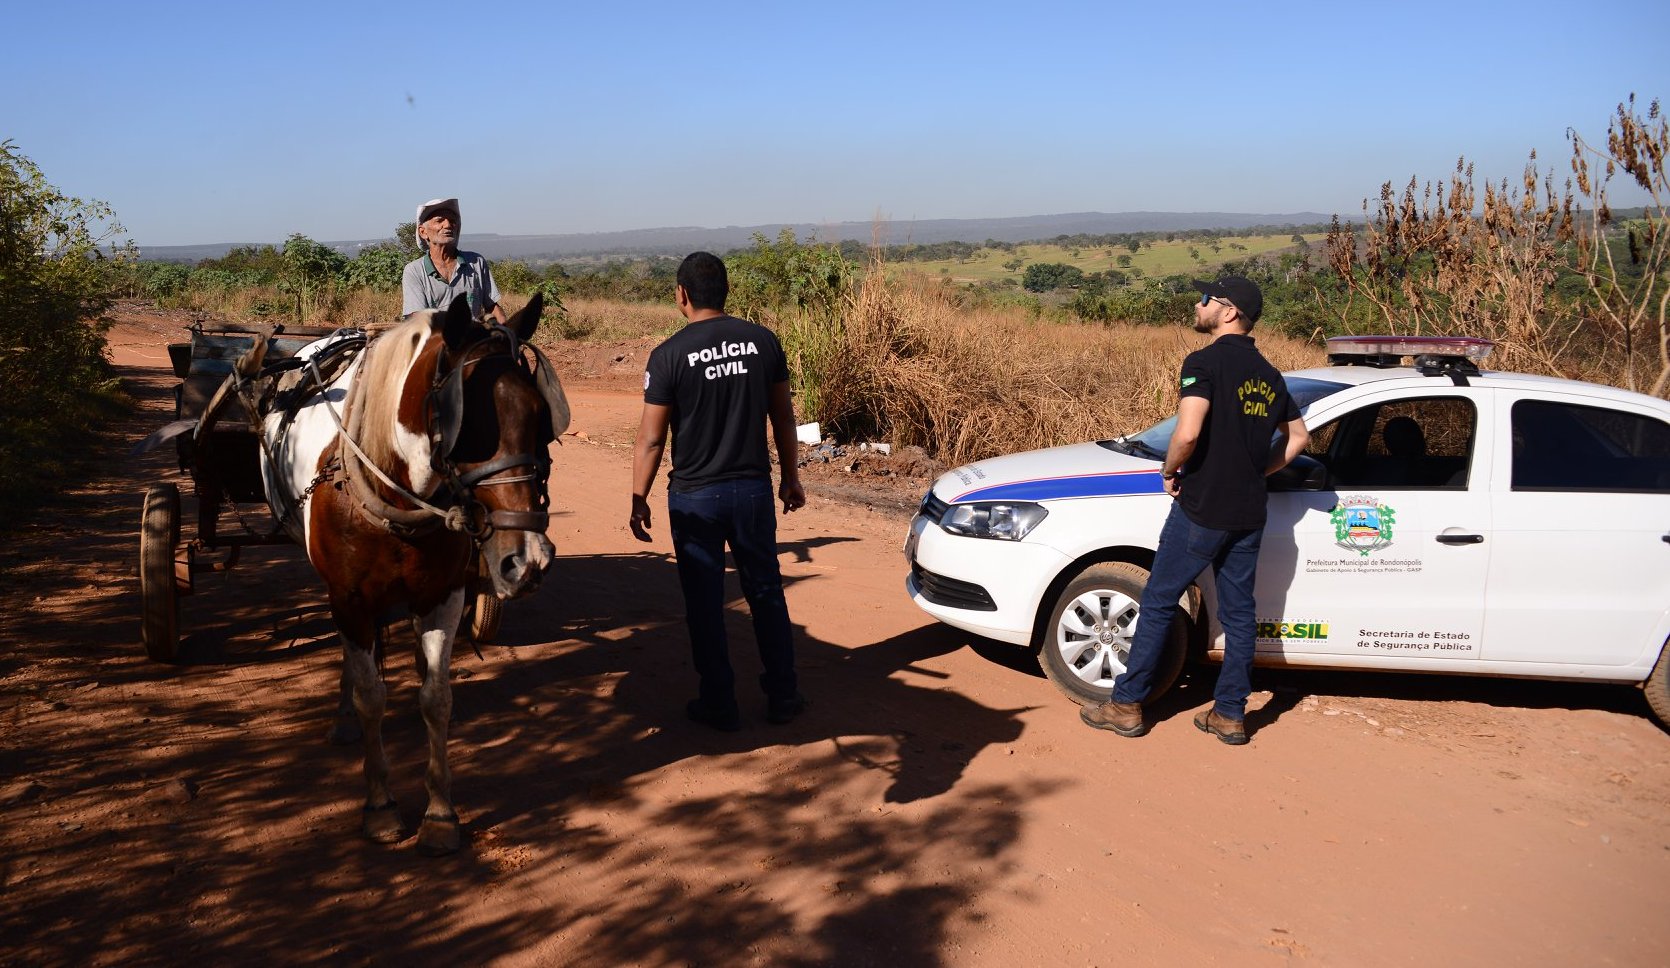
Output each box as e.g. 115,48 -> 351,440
1112,376 -> 1348,457
1511,399 -> 1670,492
1306,396 -> 1476,489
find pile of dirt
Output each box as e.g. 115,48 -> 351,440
788,441 -> 945,519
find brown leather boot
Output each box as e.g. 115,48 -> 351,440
1193,708 -> 1248,745
1080,700 -> 1149,737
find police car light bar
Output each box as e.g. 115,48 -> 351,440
1327,335 -> 1495,361
1326,335 -> 1496,372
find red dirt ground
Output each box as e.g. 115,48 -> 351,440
1,303 -> 1667,966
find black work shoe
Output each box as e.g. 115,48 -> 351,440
1079,700 -> 1149,737
1193,708 -> 1248,745
766,693 -> 807,725
686,698 -> 742,732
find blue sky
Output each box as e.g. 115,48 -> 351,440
7,0 -> 1666,247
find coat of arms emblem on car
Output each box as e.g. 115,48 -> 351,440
1331,497 -> 1397,556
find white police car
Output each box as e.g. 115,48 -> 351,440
904,336 -> 1670,724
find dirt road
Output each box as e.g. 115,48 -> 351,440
2,307 -> 1667,966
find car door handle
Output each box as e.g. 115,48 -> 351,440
1436,533 -> 1484,545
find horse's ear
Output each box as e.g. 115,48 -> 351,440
441,295 -> 473,350
508,291 -> 543,343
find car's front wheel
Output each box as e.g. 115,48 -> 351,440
1039,562 -> 1189,706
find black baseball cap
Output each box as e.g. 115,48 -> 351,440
1192,275 -> 1263,324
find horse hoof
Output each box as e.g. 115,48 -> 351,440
416,815 -> 461,856
326,719 -> 363,745
361,803 -> 403,844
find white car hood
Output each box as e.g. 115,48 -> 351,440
933,440 -> 1164,504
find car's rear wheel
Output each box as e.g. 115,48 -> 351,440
1645,638 -> 1670,729
1039,562 -> 1188,706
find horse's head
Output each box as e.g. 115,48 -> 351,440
433,293 -> 569,599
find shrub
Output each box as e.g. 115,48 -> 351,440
341,242 -> 408,293
0,141 -> 130,513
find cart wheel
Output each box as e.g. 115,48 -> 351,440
470,589 -> 503,643
140,484 -> 181,661
461,553 -> 503,643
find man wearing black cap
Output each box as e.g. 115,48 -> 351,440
1080,275 -> 1309,745
401,197 -> 508,324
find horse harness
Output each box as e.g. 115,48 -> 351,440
416,322 -> 565,540
259,322 -> 567,545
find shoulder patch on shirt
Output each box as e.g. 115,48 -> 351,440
1180,376 -> 1197,388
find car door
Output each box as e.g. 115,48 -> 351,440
1480,390 -> 1670,667
1255,390 -> 1492,661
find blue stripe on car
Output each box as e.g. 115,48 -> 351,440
951,470 -> 1164,503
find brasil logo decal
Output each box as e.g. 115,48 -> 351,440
1256,620 -> 1330,642
1331,496 -> 1396,556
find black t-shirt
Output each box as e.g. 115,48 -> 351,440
644,315 -> 790,493
1174,333 -> 1300,530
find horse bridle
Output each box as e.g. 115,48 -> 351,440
423,323 -> 558,541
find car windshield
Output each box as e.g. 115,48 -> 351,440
1103,377 -> 1350,458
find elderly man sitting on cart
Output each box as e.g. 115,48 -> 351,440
401,197 -> 508,325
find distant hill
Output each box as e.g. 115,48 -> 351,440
135,210 -> 1336,263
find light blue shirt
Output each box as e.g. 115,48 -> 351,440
401,250 -> 501,319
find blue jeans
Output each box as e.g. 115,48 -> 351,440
1112,503 -> 1264,719
667,478 -> 796,707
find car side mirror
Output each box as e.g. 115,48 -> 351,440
1268,454 -> 1328,492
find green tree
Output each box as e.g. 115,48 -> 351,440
0,141 -> 131,509
1022,262 -> 1084,292
393,221 -> 422,258
725,228 -> 855,321
280,233 -> 347,319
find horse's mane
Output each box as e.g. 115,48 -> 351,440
356,312 -> 439,474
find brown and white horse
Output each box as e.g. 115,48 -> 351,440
260,294 -> 567,854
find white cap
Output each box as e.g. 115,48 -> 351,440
414,198 -> 460,244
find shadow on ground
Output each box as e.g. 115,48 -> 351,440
0,362 -> 1046,966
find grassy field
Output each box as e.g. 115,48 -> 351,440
895,233 -> 1327,284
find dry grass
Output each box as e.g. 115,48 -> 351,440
169,276 -> 1327,468
780,270 -> 1324,467
168,283 -> 681,340
170,285 -> 402,329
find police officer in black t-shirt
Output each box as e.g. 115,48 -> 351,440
1080,275 -> 1310,745
630,252 -> 807,731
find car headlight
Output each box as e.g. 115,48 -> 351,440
939,502 -> 1048,541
